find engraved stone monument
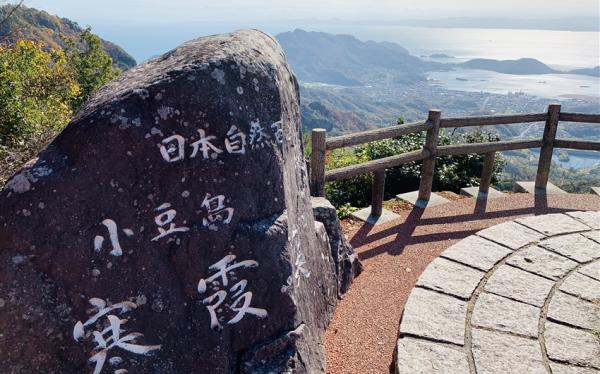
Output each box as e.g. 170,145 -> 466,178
0,29 -> 360,373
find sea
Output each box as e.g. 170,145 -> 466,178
97,23 -> 600,168
288,24 -> 600,169
99,23 -> 600,101
298,25 -> 600,100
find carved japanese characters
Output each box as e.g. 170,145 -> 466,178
73,298 -> 161,374
197,255 -> 267,331
0,29 -> 359,373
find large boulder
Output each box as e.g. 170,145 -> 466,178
0,29 -> 359,373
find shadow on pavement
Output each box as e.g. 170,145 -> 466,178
351,195 -> 574,261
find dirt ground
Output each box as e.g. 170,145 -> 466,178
324,192 -> 600,374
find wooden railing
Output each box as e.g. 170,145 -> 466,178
309,104 -> 600,215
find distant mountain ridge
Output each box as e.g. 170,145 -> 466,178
460,58 -> 599,77
569,66 -> 600,77
276,30 -> 598,89
276,29 -> 445,86
275,29 -> 598,136
0,5 -> 136,69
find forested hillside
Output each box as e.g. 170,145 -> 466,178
0,5 -> 136,69
276,29 -> 446,86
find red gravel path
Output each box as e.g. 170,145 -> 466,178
324,193 -> 600,374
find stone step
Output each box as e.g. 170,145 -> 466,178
351,206 -> 401,225
460,186 -> 506,199
591,187 -> 600,196
397,191 -> 450,208
514,181 -> 567,195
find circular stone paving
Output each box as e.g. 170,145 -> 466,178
395,211 -> 600,374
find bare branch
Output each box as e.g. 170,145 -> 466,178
0,0 -> 25,29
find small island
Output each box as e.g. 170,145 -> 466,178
429,53 -> 455,59
459,58 -> 600,77
460,58 -> 558,75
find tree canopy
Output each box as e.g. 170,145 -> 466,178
0,28 -> 121,184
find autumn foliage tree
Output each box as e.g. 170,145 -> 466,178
0,28 -> 121,184
0,40 -> 76,146
63,28 -> 121,108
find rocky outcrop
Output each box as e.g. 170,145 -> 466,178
312,197 -> 362,296
0,29 -> 358,373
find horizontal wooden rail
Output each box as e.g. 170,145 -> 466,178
437,139 -> 543,156
439,113 -> 547,128
559,113 -> 600,123
324,149 -> 430,182
554,139 -> 600,151
325,121 -> 430,150
309,107 -> 600,210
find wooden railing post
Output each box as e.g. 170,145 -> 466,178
370,169 -> 385,216
535,104 -> 561,191
310,128 -> 327,197
478,151 -> 495,198
417,109 -> 441,207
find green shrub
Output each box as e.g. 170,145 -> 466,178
323,126 -> 505,208
63,28 -> 121,108
325,147 -> 373,209
0,40 -> 77,148
0,29 -> 121,186
336,203 -> 358,219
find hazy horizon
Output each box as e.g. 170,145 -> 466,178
8,1 -> 600,64
22,0 -> 600,24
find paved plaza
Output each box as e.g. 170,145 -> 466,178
396,211 -> 600,373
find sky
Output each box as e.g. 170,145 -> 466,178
13,0 -> 600,63
23,0 -> 600,25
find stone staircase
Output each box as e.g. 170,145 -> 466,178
397,190 -> 450,207
460,186 -> 505,199
351,182 -> 600,225
514,181 -> 567,194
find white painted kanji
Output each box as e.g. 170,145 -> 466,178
73,298 -> 161,374
200,194 -> 234,229
159,135 -> 185,162
225,125 -> 247,154
154,120 -> 278,162
190,129 -> 222,160
94,219 -> 132,256
270,120 -> 283,144
294,253 -> 311,286
197,255 -> 267,330
248,119 -> 270,148
151,203 -> 190,242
